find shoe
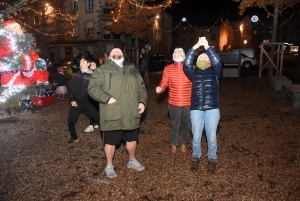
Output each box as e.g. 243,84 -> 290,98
127,159 -> 145,171
208,159 -> 217,174
191,157 -> 200,172
105,165 -> 117,179
171,145 -> 176,156
67,138 -> 79,144
181,144 -> 188,156
94,124 -> 99,129
84,125 -> 94,132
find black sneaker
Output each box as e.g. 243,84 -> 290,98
67,138 -> 79,144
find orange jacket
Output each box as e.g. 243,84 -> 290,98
158,62 -> 192,107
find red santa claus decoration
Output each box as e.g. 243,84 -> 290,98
0,20 -> 54,107
0,20 -> 49,87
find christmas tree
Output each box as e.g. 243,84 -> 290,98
0,20 -> 54,115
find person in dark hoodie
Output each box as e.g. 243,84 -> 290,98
184,37 -> 222,174
66,55 -> 100,144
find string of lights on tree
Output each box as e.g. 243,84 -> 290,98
1,0 -> 79,37
112,0 -> 173,22
1,0 -> 299,37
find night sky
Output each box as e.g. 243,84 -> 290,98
164,0 -> 261,24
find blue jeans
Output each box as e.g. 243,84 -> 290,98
190,109 -> 220,159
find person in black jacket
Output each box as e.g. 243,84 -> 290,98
54,67 -> 67,99
67,55 -> 100,144
184,37 -> 222,174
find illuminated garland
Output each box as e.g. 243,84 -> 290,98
111,0 -> 173,22
1,0 -> 79,36
156,9 -> 300,33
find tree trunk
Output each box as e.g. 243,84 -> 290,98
268,6 -> 279,77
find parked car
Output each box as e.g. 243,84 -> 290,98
47,60 -> 75,82
148,55 -> 172,71
240,53 -> 257,68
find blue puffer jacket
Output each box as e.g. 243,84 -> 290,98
184,47 -> 222,111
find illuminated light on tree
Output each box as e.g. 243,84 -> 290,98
251,15 -> 258,22
103,0 -> 179,47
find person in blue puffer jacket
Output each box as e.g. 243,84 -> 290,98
183,37 -> 222,174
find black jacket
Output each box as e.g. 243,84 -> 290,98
69,69 -> 93,103
56,72 -> 66,86
184,47 -> 222,111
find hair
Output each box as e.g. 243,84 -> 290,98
81,55 -> 92,63
198,46 -> 207,55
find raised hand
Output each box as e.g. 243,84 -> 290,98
200,37 -> 208,47
192,37 -> 202,50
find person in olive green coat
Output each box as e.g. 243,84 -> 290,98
88,48 -> 147,179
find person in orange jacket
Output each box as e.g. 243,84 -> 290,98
156,48 -> 192,156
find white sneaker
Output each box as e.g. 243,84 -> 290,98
94,124 -> 99,129
127,159 -> 145,171
105,165 -> 117,179
84,125 -> 94,132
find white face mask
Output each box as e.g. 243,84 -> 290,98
173,57 -> 185,62
111,58 -> 124,65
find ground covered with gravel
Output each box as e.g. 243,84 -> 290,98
1,72 -> 300,200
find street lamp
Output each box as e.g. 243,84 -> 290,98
244,40 -> 247,48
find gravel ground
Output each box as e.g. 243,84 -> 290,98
1,72 -> 300,201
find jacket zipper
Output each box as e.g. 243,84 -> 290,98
109,73 -> 112,89
201,70 -> 205,110
179,63 -> 182,106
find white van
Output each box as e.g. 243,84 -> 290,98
232,48 -> 255,58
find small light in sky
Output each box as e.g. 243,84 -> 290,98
251,15 -> 258,22
182,17 -> 186,22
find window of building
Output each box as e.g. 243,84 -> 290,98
104,34 -> 111,39
103,8 -> 111,14
73,0 -> 78,11
86,22 -> 93,36
113,34 -> 120,39
58,3 -> 64,12
87,0 -> 93,11
34,16 -> 40,25
211,34 -> 216,41
73,23 -> 79,36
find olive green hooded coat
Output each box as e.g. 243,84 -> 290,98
88,59 -> 147,131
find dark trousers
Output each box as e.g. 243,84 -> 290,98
88,97 -> 99,125
168,105 -> 191,146
140,71 -> 145,81
68,101 -> 100,139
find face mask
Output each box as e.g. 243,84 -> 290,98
173,57 -> 185,62
111,58 -> 124,65
196,60 -> 210,69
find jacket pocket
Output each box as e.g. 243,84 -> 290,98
102,101 -> 122,121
